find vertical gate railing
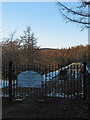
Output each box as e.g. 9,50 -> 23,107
83,62 -> 87,101
9,62 -> 13,101
2,62 -> 88,101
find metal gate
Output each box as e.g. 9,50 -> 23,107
2,62 -> 87,101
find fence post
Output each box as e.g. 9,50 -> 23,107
9,61 -> 13,101
83,62 -> 87,100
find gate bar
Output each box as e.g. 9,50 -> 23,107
9,61 -> 13,101
83,62 -> 87,100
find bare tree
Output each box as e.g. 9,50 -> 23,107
57,0 -> 90,30
2,31 -> 20,64
20,26 -> 39,65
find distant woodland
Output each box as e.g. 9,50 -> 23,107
2,40 -> 89,66
2,26 -> 90,67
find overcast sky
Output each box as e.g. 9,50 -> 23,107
1,1 -> 88,48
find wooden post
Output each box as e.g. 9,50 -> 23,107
9,61 -> 13,101
83,62 -> 87,100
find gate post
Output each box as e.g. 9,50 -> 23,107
9,61 -> 13,101
83,62 -> 87,100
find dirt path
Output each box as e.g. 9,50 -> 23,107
2,98 -> 88,119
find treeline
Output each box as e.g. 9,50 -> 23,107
2,43 -> 89,67
2,26 -> 90,67
38,45 -> 89,66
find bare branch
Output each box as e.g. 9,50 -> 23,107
9,30 -> 16,41
57,2 -> 90,17
60,10 -> 90,25
57,1 -> 90,29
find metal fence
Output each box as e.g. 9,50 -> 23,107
1,62 -> 87,101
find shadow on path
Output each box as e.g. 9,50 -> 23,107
2,98 -> 88,119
